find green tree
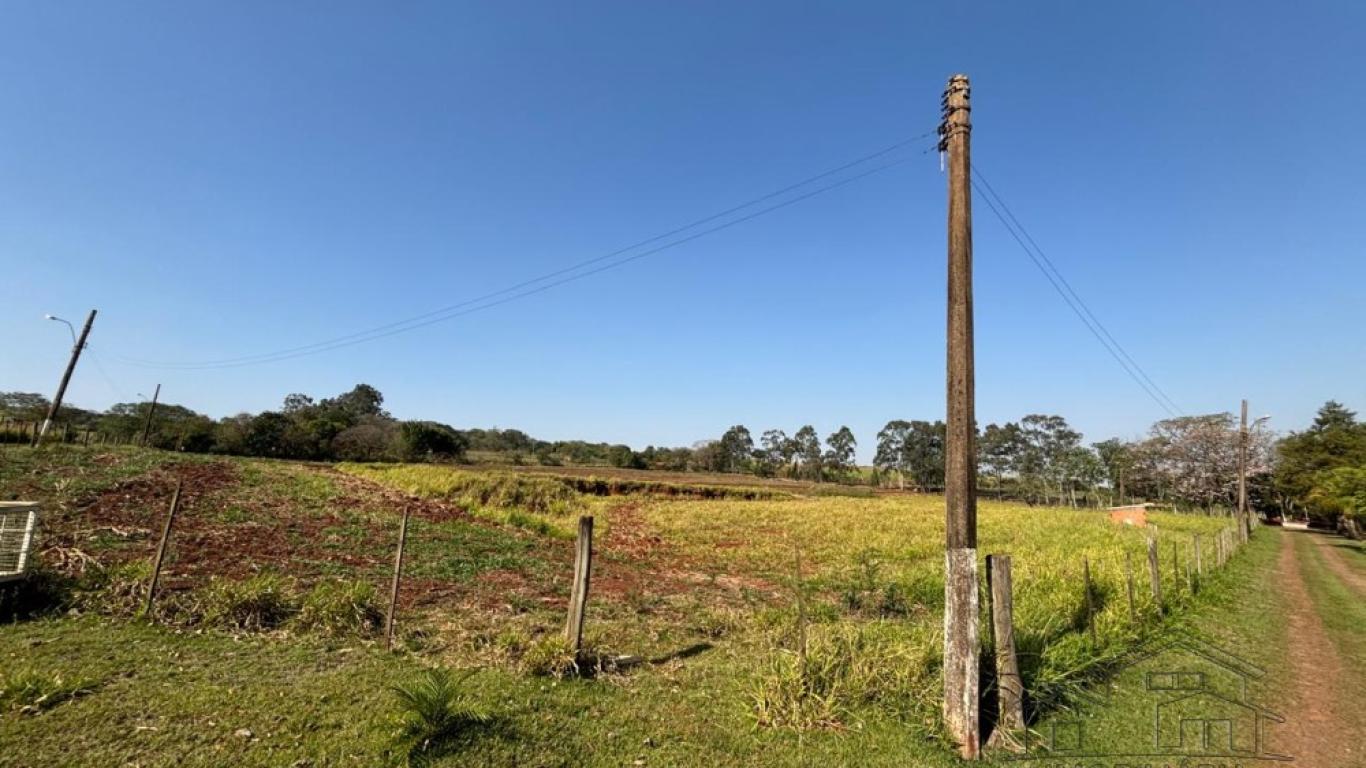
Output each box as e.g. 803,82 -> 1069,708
1276,401 -> 1366,525
793,425 -> 822,482
874,420 -> 944,490
716,425 -> 754,473
823,426 -> 857,481
395,421 -> 467,462
1092,438 -> 1135,504
979,422 -> 1026,496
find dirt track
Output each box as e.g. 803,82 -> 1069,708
1271,531 -> 1359,768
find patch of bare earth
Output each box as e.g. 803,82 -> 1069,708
1270,532 -> 1356,768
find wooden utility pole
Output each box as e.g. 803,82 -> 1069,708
35,309 -> 97,446
1238,399 -> 1250,541
140,384 -> 162,447
940,72 -> 979,760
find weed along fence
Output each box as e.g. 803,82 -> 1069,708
981,517 -> 1251,753
0,502 -> 41,583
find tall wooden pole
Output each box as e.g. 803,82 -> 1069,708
941,72 -> 979,759
140,384 -> 162,447
1238,399 -> 1249,541
35,309 -> 97,445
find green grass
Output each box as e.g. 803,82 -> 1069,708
0,448 -> 1264,766
994,529 -> 1286,761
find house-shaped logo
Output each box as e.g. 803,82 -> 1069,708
1013,633 -> 1292,762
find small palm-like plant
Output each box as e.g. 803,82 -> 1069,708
392,668 -> 489,766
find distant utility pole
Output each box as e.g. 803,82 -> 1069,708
1238,399 -> 1249,538
940,73 -> 980,760
35,309 -> 97,446
141,384 -> 162,447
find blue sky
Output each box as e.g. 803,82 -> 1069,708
3,2 -> 1364,459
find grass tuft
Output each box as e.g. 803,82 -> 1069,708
294,579 -> 384,637
201,573 -> 296,631
0,668 -> 101,714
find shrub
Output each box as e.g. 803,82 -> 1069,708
294,579 -> 384,637
520,634 -> 579,678
201,573 -> 296,631
391,668 -> 489,766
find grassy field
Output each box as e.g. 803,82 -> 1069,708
1,448 -> 1247,766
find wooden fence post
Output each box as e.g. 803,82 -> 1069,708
143,479 -> 183,618
1194,534 -> 1203,576
1171,542 -> 1180,593
1147,536 -> 1163,610
385,506 -> 412,651
987,554 -> 1023,745
1082,557 -> 1098,644
1124,551 -> 1137,622
564,515 -> 594,657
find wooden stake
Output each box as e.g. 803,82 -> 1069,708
1124,551 -> 1137,622
941,71 -> 980,760
1171,542 -> 1180,593
564,515 -> 594,656
385,506 -> 412,651
1146,536 -> 1163,610
1194,534 -> 1203,576
143,479 -> 183,618
1083,557 -> 1097,645
987,554 -> 1023,744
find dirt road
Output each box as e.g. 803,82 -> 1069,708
1272,530 -> 1363,768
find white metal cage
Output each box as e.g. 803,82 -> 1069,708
0,502 -> 40,583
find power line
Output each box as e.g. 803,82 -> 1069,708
113,136 -> 931,370
971,166 -> 1184,415
969,170 -> 1182,418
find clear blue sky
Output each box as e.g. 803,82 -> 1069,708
3,2 -> 1364,460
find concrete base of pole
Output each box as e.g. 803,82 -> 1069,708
944,546 -> 980,759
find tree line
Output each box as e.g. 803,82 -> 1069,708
4,386 -> 1361,532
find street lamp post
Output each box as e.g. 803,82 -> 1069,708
35,310 -> 97,446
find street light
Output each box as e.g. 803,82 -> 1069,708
45,314 -> 77,346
